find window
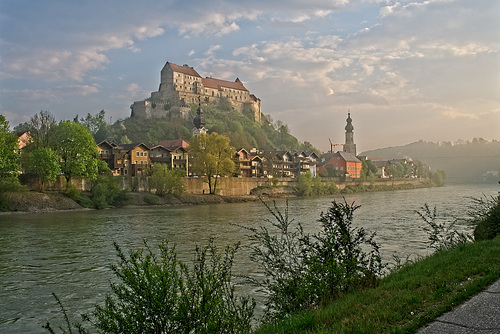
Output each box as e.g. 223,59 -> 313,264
136,152 -> 139,157
135,160 -> 138,164
124,169 -> 128,175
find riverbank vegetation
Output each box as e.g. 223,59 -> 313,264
43,185 -> 499,333
254,236 -> 500,333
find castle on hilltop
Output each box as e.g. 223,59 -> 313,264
131,61 -> 262,122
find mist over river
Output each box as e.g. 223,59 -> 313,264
1,183 -> 498,333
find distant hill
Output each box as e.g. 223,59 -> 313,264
361,139 -> 500,182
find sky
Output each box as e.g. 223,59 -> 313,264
1,0 -> 499,153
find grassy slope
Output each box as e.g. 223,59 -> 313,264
254,236 -> 500,333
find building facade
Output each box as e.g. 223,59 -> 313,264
131,61 -> 262,122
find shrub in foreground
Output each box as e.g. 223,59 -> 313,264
243,198 -> 384,321
45,239 -> 255,334
469,191 -> 500,241
416,204 -> 472,251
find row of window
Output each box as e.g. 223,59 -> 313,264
136,151 -> 148,157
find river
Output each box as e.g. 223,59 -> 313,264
1,183 -> 498,333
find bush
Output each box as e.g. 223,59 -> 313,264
296,171 -> 313,196
45,239 -> 255,333
0,177 -> 25,211
64,183 -> 93,208
150,164 -> 185,197
469,192 -> 500,241
90,176 -> 130,209
143,193 -> 163,205
416,204 -> 472,251
243,199 -> 384,321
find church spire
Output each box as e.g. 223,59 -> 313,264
192,97 -> 207,136
343,110 -> 357,156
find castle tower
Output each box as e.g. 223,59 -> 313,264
343,111 -> 357,156
192,99 -> 207,136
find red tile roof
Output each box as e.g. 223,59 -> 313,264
167,62 -> 201,78
202,77 -> 248,91
157,139 -> 190,150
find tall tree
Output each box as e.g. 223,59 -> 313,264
76,110 -> 111,142
189,133 -> 235,194
27,110 -> 57,148
0,115 -> 20,178
53,121 -> 99,185
361,159 -> 378,180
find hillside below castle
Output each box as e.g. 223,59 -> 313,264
131,61 -> 262,122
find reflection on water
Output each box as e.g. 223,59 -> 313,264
0,183 -> 498,333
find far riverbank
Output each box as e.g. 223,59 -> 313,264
1,179 -> 435,215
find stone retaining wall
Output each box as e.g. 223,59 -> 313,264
21,175 -> 426,196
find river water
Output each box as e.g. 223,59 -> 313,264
1,183 -> 498,333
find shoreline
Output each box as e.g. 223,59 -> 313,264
0,181 -> 436,215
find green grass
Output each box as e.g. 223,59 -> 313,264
253,236 -> 500,333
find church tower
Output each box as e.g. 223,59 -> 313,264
192,99 -> 207,136
343,111 -> 357,156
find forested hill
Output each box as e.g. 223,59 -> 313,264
103,104 -> 319,153
361,139 -> 500,182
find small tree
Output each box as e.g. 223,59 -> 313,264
150,163 -> 185,197
296,171 -> 313,196
361,159 -> 378,180
189,133 -> 235,194
432,169 -> 447,186
53,121 -> 99,186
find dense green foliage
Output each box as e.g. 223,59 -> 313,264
189,132 -> 235,194
21,147 -> 60,191
100,103 -> 314,152
243,199 -> 384,321
74,110 -> 112,143
360,159 -> 378,180
469,191 -> 500,241
0,115 -> 24,210
53,121 -> 100,184
149,163 -> 185,197
17,111 -> 102,189
0,177 -> 25,211
90,176 -> 131,209
296,172 -> 338,196
0,115 -> 20,177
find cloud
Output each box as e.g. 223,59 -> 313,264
1,0 -> 498,150
1,85 -> 99,103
